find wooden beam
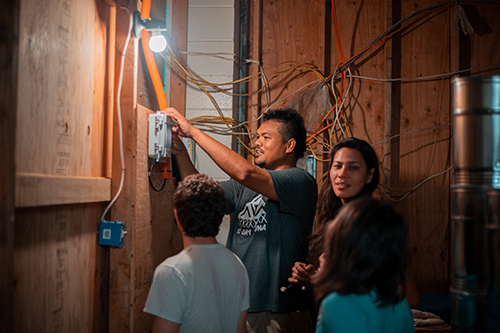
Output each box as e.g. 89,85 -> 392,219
93,0 -> 116,179
0,0 -> 19,330
169,0 -> 188,114
384,0 -> 401,190
108,103 -> 182,332
104,3 -> 116,179
15,173 -> 111,207
247,0 -> 262,132
108,5 -> 137,331
242,0 -> 263,166
131,105 -> 181,331
384,0 -> 393,188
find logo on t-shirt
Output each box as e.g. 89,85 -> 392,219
236,195 -> 267,236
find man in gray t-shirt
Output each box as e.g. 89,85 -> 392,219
166,107 -> 317,333
222,167 -> 316,314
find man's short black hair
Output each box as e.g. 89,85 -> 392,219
262,108 -> 307,161
174,174 -> 226,238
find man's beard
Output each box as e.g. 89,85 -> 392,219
255,157 -> 265,168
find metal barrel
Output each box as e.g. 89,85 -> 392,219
451,76 -> 500,332
450,185 -> 489,332
486,190 -> 500,330
452,75 -> 500,187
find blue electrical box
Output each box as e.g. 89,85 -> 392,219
99,221 -> 127,247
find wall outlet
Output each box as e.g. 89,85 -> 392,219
99,221 -> 127,247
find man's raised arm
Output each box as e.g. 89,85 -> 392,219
164,107 -> 278,201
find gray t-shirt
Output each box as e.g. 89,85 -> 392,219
222,167 -> 318,313
144,244 -> 250,333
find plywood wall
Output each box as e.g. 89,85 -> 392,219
11,0 -> 183,331
14,203 -> 109,332
13,0 -> 115,331
245,0 -> 500,296
108,105 -> 182,332
107,3 -> 184,332
393,0 -> 452,293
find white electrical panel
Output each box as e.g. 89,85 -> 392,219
148,111 -> 172,163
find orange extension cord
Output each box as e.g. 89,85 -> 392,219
141,0 -> 171,180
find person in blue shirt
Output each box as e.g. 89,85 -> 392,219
311,198 -> 415,333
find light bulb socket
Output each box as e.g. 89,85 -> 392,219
133,10 -> 146,38
132,10 -> 167,38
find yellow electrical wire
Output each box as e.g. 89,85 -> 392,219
162,43 -> 336,158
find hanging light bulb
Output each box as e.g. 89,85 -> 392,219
149,30 -> 167,53
132,11 -> 168,53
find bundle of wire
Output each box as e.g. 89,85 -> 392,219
153,0 -> 499,201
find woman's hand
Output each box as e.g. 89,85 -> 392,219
288,262 -> 314,285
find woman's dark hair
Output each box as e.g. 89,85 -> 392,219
309,137 -> 380,267
311,198 -> 408,307
262,108 -> 307,162
174,174 -> 226,238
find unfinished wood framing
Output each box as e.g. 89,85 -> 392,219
6,0 -> 500,332
108,3 -> 182,331
169,0 -> 188,115
108,103 -> 182,332
246,0 -> 263,135
244,0 -> 500,297
246,0 -> 328,171
15,173 -> 111,207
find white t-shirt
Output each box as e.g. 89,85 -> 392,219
144,243 -> 250,333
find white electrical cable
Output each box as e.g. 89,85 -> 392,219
337,67 -> 353,139
101,11 -> 133,222
190,123 -> 254,135
329,66 -> 352,140
263,79 -> 322,113
380,165 -> 454,202
175,49 -> 237,61
350,64 -> 500,82
371,123 -> 452,147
